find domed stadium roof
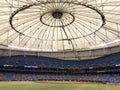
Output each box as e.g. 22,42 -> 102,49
0,0 -> 120,60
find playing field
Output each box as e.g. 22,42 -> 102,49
0,81 -> 120,90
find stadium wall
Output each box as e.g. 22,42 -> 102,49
0,45 -> 120,60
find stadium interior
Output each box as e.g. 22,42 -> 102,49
0,0 -> 120,86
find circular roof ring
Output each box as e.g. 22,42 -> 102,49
40,11 -> 75,27
9,1 -> 106,40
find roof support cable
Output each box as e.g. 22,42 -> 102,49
60,19 -> 80,60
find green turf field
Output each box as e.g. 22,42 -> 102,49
0,81 -> 120,90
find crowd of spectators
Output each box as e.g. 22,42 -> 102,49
0,72 -> 120,84
0,52 -> 120,84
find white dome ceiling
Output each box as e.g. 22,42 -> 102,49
0,0 -> 120,52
